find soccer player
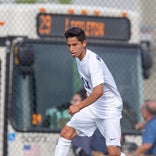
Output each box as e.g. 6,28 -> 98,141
54,27 -> 125,156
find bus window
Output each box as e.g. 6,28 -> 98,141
11,40 -> 143,132
12,41 -> 74,131
88,43 -> 143,132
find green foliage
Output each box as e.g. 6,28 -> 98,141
16,0 -> 37,3
59,0 -> 71,4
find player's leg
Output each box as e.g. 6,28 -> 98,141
107,146 -> 120,156
107,146 -> 125,156
55,107 -> 96,156
96,118 -> 125,156
54,126 -> 77,156
60,125 -> 77,139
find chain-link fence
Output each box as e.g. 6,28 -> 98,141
0,0 -> 155,99
0,0 -> 156,156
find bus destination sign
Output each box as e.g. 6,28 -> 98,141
37,13 -> 131,41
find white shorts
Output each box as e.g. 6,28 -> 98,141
67,107 -> 121,146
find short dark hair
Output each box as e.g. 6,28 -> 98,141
64,27 -> 86,41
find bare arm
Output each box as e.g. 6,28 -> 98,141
129,144 -> 152,156
135,122 -> 146,130
78,84 -> 103,109
68,84 -> 103,115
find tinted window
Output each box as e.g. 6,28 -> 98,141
12,40 -> 142,132
88,43 -> 143,132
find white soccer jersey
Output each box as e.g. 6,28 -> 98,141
76,49 -> 123,118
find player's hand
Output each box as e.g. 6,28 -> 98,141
68,105 -> 81,115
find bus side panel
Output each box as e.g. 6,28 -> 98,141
0,47 -> 7,156
7,126 -> 74,156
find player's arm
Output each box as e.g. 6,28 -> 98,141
78,84 -> 103,109
77,57 -> 104,110
68,84 -> 103,115
68,56 -> 104,115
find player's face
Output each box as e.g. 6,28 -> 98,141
70,94 -> 82,105
66,37 -> 87,60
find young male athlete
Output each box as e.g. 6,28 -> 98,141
54,27 -> 125,156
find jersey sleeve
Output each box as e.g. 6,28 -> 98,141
89,56 -> 104,88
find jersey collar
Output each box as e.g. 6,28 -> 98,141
76,49 -> 89,64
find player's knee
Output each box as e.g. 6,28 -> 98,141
60,126 -> 77,140
107,146 -> 120,156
